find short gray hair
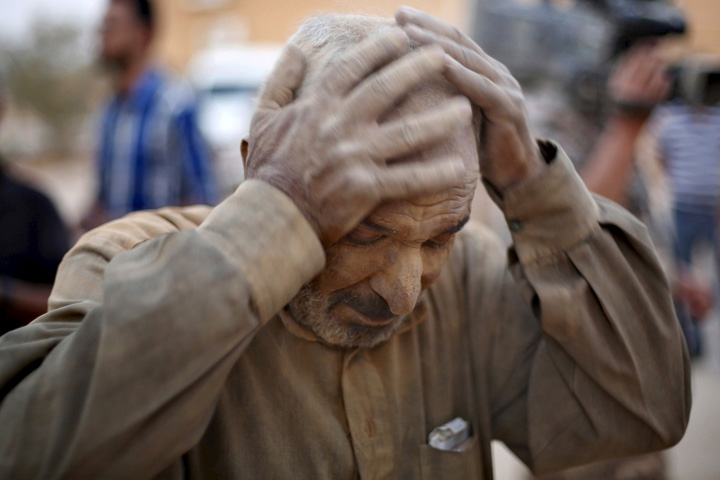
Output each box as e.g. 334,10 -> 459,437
287,14 -> 478,146
290,14 -> 409,96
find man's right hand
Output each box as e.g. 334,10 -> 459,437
243,29 -> 472,247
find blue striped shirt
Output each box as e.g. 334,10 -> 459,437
98,67 -> 218,219
654,101 -> 720,210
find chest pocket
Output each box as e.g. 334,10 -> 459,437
418,433 -> 482,479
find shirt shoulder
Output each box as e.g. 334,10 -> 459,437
155,72 -> 199,115
49,205 -> 212,310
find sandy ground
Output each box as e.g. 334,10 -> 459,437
14,155 -> 720,480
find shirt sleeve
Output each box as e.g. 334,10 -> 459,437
0,180 -> 324,479
465,141 -> 691,475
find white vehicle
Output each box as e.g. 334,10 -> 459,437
188,44 -> 282,195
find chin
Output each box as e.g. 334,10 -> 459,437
319,317 -> 404,349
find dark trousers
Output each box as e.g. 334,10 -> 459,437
672,205 -> 718,357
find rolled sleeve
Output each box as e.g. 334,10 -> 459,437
198,179 -> 326,322
485,140 -> 599,264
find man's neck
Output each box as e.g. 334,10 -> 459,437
116,53 -> 150,97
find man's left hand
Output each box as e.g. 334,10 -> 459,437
396,6 -> 545,191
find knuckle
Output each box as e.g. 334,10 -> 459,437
457,46 -> 473,69
400,122 -> 420,149
331,141 -> 358,160
450,26 -> 464,43
369,74 -> 395,99
318,116 -> 345,142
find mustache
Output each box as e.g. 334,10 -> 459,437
329,291 -> 397,321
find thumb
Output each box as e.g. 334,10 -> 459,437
254,43 -> 306,121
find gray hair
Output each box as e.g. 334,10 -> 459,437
287,14 -> 479,147
290,14 -> 409,96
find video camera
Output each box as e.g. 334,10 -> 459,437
668,61 -> 720,106
470,0 -> 687,112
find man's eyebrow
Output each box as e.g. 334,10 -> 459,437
361,220 -> 394,233
443,215 -> 471,234
362,216 -> 471,235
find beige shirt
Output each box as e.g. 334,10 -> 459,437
0,144 -> 690,479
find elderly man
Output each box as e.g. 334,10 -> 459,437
0,8 -> 689,479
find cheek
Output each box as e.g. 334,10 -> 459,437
313,244 -> 387,295
420,241 -> 455,290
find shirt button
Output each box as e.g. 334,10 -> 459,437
508,219 -> 523,232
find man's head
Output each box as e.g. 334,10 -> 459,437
255,15 -> 479,348
99,0 -> 154,69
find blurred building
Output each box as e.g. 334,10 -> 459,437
669,0 -> 720,55
152,0 -> 467,71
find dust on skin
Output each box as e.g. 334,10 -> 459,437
288,82 -> 480,348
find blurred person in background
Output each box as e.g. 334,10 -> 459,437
642,58 -> 720,359
0,10 -> 690,479
0,77 -> 71,336
82,0 -> 218,230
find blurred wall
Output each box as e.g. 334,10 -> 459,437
153,0 -> 467,71
670,0 -> 720,55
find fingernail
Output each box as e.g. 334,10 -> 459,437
395,5 -> 416,24
398,5 -> 416,15
388,27 -> 408,47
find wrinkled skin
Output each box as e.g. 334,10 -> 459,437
289,86 -> 479,348
245,8 -> 546,348
244,30 -> 472,247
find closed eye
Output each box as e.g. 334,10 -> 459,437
423,232 -> 454,249
345,225 -> 386,246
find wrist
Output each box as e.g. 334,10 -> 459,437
607,112 -> 649,132
488,140 -> 546,192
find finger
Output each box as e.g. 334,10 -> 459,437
319,28 -> 409,95
375,156 -> 466,200
395,6 -> 479,55
647,68 -> 671,101
343,45 -> 446,121
403,24 -> 502,83
254,43 -> 306,121
443,54 -> 508,112
364,96 -> 472,161
633,49 -> 660,86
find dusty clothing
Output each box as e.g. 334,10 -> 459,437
0,145 -> 690,479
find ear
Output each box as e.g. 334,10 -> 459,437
241,135 -> 250,170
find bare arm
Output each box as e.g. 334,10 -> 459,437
581,44 -> 671,205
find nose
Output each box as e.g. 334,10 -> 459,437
368,246 -> 423,316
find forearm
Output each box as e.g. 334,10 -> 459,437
523,199 -> 690,472
485,144 -> 690,473
580,114 -> 647,206
0,181 -> 324,479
